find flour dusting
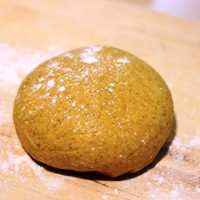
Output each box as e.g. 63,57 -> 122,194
0,43 -> 61,94
58,86 -> 65,92
102,194 -> 108,199
0,135 -> 65,192
116,57 -> 129,64
189,136 -> 200,147
47,79 -> 55,88
82,56 -> 98,63
81,46 -> 102,63
0,43 -> 67,195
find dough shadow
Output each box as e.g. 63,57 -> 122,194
31,114 -> 177,181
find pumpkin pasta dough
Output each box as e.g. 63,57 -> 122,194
13,46 -> 174,178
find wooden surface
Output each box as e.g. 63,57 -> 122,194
0,0 -> 200,199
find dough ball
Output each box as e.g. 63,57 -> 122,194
13,46 -> 174,178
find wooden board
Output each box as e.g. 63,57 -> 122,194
0,0 -> 200,199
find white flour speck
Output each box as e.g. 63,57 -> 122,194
47,69 -> 54,76
114,189 -> 119,194
58,86 -> 65,92
102,194 -> 108,200
108,88 -> 114,93
72,101 -> 76,107
52,98 -> 57,104
39,77 -> 44,82
170,190 -> 180,197
172,138 -> 183,148
1,67 -> 20,85
196,186 -> 200,193
82,56 -> 98,63
43,92 -> 50,98
82,69 -> 89,76
64,52 -> 73,58
109,83 -> 115,87
32,84 -> 42,92
157,177 -> 165,184
81,46 -> 102,63
116,57 -> 129,63
189,137 -> 200,147
65,68 -> 72,72
47,79 -> 55,88
48,61 -> 60,69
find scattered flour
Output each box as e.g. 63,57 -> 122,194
116,57 -> 129,64
0,43 -> 66,196
101,194 -> 108,200
189,137 -> 200,147
0,135 -> 65,193
81,46 -> 102,63
196,186 -> 200,193
0,43 -> 61,94
63,52 -> 74,59
47,79 -> 55,88
58,86 -> 65,92
82,56 -> 98,64
145,135 -> 200,200
114,188 -> 119,194
32,83 -> 42,92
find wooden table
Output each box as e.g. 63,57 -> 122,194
0,0 -> 200,199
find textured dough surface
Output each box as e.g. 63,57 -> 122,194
13,46 -> 174,178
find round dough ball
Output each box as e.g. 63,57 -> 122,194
13,45 -> 174,178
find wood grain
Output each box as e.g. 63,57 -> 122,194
0,0 -> 200,199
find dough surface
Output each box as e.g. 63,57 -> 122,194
13,46 -> 174,178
